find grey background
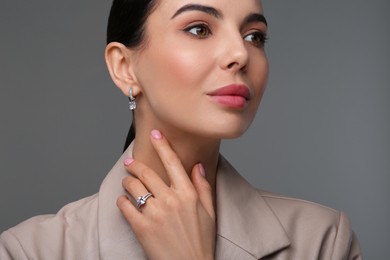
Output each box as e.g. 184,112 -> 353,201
0,0 -> 388,258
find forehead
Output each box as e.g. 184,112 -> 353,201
153,0 -> 264,20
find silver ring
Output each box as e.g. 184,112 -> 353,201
136,192 -> 153,209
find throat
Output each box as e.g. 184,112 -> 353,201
132,131 -> 220,190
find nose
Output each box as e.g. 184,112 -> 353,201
219,32 -> 249,73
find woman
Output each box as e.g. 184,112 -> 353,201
0,0 -> 361,259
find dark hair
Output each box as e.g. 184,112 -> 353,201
106,0 -> 158,151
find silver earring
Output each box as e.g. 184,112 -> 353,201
128,87 -> 137,110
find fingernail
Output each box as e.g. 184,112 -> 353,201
124,157 -> 134,166
151,129 -> 162,140
199,163 -> 206,177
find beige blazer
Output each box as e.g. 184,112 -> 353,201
0,143 -> 361,259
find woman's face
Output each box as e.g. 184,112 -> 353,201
132,0 -> 268,139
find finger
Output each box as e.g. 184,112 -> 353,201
117,195 -> 143,226
124,157 -> 169,197
191,163 -> 215,220
122,175 -> 150,202
149,129 -> 191,188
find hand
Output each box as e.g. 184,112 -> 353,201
117,130 -> 216,260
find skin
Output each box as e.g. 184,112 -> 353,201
105,0 -> 268,258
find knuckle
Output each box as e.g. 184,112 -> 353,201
163,153 -> 180,167
132,220 -> 149,234
117,197 -> 128,210
149,209 -> 165,224
165,195 -> 181,210
184,189 -> 198,201
123,177 -> 140,191
200,182 -> 212,193
163,190 -> 197,210
137,167 -> 152,183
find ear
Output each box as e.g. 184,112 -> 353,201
105,42 -> 140,98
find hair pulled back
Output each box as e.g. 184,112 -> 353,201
106,0 -> 158,151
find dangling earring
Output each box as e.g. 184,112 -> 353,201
128,87 -> 136,110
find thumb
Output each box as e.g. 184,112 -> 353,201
191,163 -> 215,220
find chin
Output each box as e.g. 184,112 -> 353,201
220,130 -> 247,139
209,124 -> 250,140
199,116 -> 254,140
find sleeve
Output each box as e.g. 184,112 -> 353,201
0,230 -> 29,260
331,212 -> 362,260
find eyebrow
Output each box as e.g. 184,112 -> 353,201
171,4 -> 223,19
244,13 -> 268,27
171,4 -> 268,27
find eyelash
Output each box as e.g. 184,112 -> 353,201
184,23 -> 212,39
243,31 -> 268,48
183,23 -> 268,48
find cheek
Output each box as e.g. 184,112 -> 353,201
252,55 -> 269,98
143,39 -> 212,90
133,41 -> 211,119
245,55 -> 269,119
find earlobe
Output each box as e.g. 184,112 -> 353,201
105,42 -> 140,97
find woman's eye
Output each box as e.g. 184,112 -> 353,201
184,24 -> 212,39
244,31 -> 268,47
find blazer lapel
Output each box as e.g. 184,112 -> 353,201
97,143 -> 148,259
215,156 -> 290,259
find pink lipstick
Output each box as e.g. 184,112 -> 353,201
208,84 -> 250,109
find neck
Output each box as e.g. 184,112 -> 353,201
132,126 -> 220,193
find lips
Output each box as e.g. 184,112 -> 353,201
208,84 -> 250,99
207,84 -> 250,109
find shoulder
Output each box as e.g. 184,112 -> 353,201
259,189 -> 341,225
258,190 -> 361,259
0,194 -> 99,260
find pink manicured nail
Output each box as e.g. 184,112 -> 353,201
151,129 -> 162,140
199,163 -> 206,177
124,157 -> 134,166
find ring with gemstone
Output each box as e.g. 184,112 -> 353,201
136,192 -> 153,209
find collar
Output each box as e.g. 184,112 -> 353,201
215,157 -> 290,259
97,143 -> 290,259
